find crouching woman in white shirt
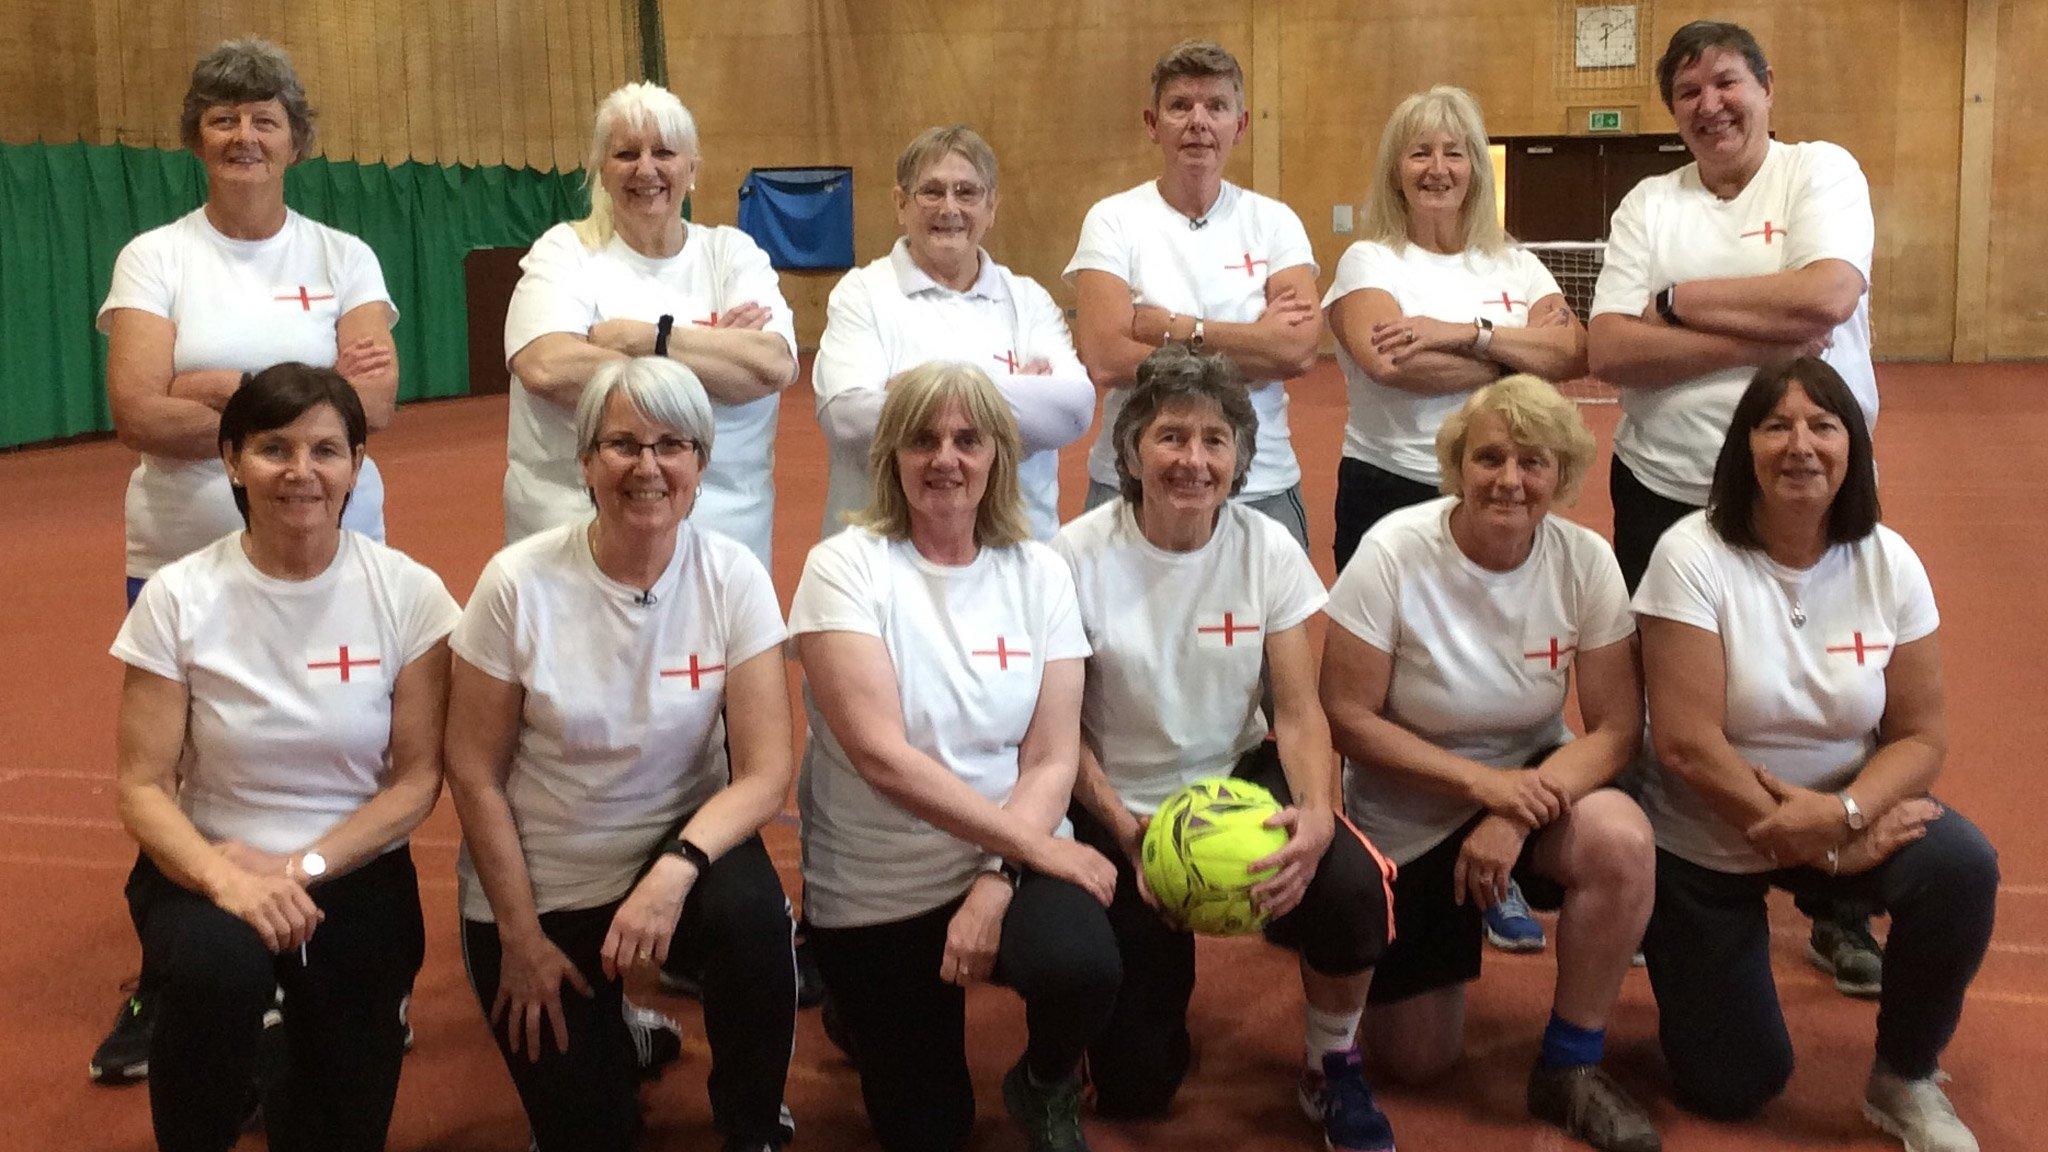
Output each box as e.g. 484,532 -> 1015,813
1320,376 -> 1659,1152
113,363 -> 458,1152
1636,358 -> 1997,1148
792,362 -> 1121,1152
446,357 -> 798,1152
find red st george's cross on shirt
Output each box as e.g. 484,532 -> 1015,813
1523,637 -> 1576,670
275,285 -> 335,311
972,636 -> 1031,671
306,644 -> 380,684
1741,221 -> 1787,245
661,653 -> 727,689
1196,612 -> 1262,649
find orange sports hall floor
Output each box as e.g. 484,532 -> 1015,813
3,358 -> 2044,1151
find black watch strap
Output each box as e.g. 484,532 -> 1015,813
654,313 -> 676,357
1655,286 -> 1683,328
663,836 -> 712,875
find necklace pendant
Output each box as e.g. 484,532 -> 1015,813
1790,606 -> 1807,629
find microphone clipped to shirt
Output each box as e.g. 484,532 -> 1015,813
1188,215 -> 1209,231
633,588 -> 659,607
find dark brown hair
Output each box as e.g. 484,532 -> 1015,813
1706,358 -> 1878,549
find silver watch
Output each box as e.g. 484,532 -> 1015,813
1839,793 -> 1868,833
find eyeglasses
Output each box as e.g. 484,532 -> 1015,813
912,181 -> 988,208
595,435 -> 696,463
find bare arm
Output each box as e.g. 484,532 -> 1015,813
1667,260 -> 1864,345
674,646 -> 795,856
1000,657 -> 1087,835
334,302 -> 399,431
1071,269 -> 1157,391
1327,287 -> 1501,397
1639,616 -> 1780,830
507,331 -> 627,408
1480,294 -> 1588,381
589,311 -> 798,405
1531,636 -> 1642,797
1587,311 -> 1813,392
105,309 -> 237,459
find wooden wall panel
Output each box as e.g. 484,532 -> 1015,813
0,0 -> 639,173
1988,0 -> 2048,359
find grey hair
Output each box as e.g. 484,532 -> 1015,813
573,82 -> 701,249
1112,345 -> 1258,505
574,357 -> 716,465
179,38 -> 316,160
895,124 -> 999,199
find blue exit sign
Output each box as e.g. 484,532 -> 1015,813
1587,110 -> 1624,132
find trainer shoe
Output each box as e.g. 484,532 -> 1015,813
1297,1047 -> 1396,1152
88,982 -> 153,1084
1483,881 -> 1547,953
1527,1061 -> 1661,1152
1808,916 -> 1884,998
1002,1057 -> 1089,1152
1864,1066 -> 1978,1152
624,997 -> 684,1078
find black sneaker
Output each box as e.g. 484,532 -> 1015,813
1002,1057 -> 1089,1152
1808,917 -> 1883,998
88,982 -> 153,1085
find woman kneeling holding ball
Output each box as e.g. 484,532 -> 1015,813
1053,346 -> 1395,1150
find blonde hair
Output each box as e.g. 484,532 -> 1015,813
1359,86 -> 1507,257
1434,375 -> 1596,506
572,82 -> 700,250
853,362 -> 1030,547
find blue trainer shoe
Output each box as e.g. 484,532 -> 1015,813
1483,880 -> 1547,953
1298,1047 -> 1396,1152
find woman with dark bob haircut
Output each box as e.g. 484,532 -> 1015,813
1634,358 -> 1998,1150
112,364 -> 458,1151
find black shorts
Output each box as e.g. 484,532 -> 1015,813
1366,812 -> 1564,1005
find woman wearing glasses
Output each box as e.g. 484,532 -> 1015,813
446,357 -> 800,1152
812,125 -> 1093,541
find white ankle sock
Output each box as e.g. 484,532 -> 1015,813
1304,1005 -> 1362,1069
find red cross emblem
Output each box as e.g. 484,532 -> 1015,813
1227,252 -> 1269,277
1523,637 -> 1576,670
692,312 -> 720,327
307,645 -> 379,683
972,637 -> 1031,670
993,350 -> 1022,373
1487,291 -> 1526,312
275,285 -> 336,311
1741,221 -> 1786,245
660,654 -> 727,689
1825,632 -> 1890,666
1196,612 -> 1262,648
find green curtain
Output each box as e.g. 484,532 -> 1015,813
0,140 -> 588,449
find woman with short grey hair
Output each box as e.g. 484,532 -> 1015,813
447,357 -> 800,1151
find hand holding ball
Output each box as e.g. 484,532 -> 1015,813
1140,778 -> 1289,935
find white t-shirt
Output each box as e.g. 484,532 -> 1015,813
1054,500 -> 1326,815
1322,241 -> 1564,484
789,528 -> 1091,929
1591,140 -> 1877,506
110,531 -> 458,855
1632,512 -> 1938,873
1326,497 -> 1636,865
812,239 -> 1093,541
1065,181 -> 1318,498
500,221 -> 798,564
450,520 -> 787,919
98,208 -> 396,578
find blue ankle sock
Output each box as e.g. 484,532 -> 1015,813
1540,1014 -> 1605,1069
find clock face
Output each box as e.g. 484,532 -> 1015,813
1575,4 -> 1638,70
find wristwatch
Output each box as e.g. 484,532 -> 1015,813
1471,316 -> 1496,355
1188,318 -> 1205,349
1655,285 -> 1684,327
663,836 -> 713,876
1839,793 -> 1868,833
293,850 -> 327,885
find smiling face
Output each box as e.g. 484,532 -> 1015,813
599,119 -> 696,228
1454,409 -> 1560,540
1145,75 -> 1247,180
224,403 -> 361,538
1749,383 -> 1849,513
1669,45 -> 1773,179
895,398 -> 995,531
895,150 -> 996,276
1133,397 -> 1236,522
580,390 -> 703,537
1397,128 -> 1472,219
196,98 -> 296,190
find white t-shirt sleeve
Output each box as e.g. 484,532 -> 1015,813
449,555 -> 523,683
1884,529 -> 1940,645
503,226 -> 597,364
1514,247 -> 1568,308
1320,241 -> 1398,309
811,270 -> 889,447
1266,202 -> 1319,277
788,537 -> 884,638
1266,523 -> 1329,633
718,229 -> 799,359
1037,549 -> 1093,663
98,233 -> 173,328
1325,535 -> 1402,652
1064,199 -> 1130,282
1632,524 -> 1725,634
723,550 -> 793,667
333,233 -> 396,322
395,559 -> 463,667
1578,538 -> 1638,650
109,573 -> 186,682
1590,182 -> 1655,319
1785,143 -> 1874,281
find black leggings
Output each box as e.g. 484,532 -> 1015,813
461,834 -> 796,1151
808,874 -> 1122,1152
1069,742 -> 1395,1117
1608,456 -> 1700,595
1643,806 -> 1998,1120
1332,456 -> 1441,574
128,847 -> 424,1152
